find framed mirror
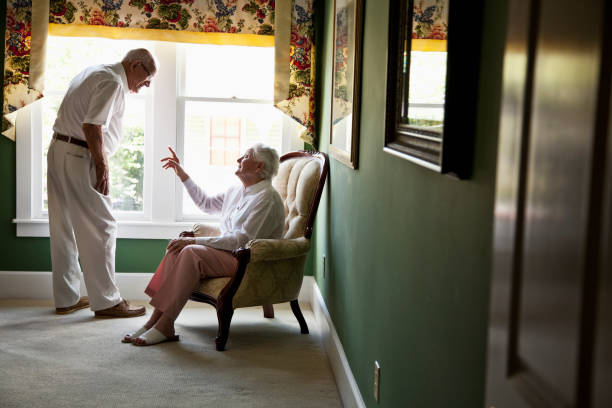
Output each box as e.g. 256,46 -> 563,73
330,0 -> 364,169
384,0 -> 483,179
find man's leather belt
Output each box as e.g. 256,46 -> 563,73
54,133 -> 88,149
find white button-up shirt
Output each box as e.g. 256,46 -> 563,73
183,177 -> 285,251
53,62 -> 128,156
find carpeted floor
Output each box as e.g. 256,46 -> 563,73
0,300 -> 341,408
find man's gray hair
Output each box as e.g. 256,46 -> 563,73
122,48 -> 157,75
252,143 -> 280,180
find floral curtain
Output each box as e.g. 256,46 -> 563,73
3,0 -> 316,145
3,2 -> 46,141
411,0 -> 448,52
274,0 -> 315,145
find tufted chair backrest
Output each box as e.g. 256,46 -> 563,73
271,152 -> 328,239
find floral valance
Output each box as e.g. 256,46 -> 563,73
3,0 -> 316,145
49,0 -> 274,36
411,0 -> 448,52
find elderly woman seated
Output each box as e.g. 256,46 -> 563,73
123,143 -> 285,346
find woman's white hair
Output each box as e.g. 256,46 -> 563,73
251,143 -> 280,180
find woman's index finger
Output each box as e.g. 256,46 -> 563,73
168,146 -> 178,159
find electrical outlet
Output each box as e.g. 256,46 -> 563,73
322,255 -> 326,279
374,361 -> 381,403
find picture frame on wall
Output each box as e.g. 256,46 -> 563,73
329,0 -> 364,169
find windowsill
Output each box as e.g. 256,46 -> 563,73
12,219 -> 216,239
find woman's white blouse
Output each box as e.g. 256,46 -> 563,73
183,177 -> 285,251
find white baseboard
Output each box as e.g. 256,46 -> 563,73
0,272 -> 362,407
306,278 -> 366,408
0,271 -> 156,301
0,271 -> 314,303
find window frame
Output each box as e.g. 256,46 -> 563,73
14,38 -> 298,239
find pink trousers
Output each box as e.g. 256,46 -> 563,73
145,245 -> 238,323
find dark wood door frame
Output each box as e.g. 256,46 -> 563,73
486,0 -> 612,406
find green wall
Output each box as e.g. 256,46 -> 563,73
310,0 -> 507,406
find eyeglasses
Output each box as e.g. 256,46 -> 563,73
139,62 -> 152,78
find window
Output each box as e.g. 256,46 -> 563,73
403,51 -> 446,130
177,43 -> 292,218
15,36 -> 303,238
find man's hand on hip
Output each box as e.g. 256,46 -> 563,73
82,123 -> 110,196
95,162 -> 110,195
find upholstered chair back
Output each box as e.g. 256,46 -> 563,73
272,153 -> 326,239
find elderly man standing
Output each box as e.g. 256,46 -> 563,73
48,48 -> 156,318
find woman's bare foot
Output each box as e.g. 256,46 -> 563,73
144,308 -> 163,329
122,308 -> 164,343
131,315 -> 176,346
121,326 -> 147,343
131,327 -> 179,346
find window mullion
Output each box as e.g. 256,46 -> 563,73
15,104 -> 35,221
176,44 -> 186,222
176,96 -> 186,221
142,91 -> 154,221
150,41 -> 178,224
30,102 -> 44,218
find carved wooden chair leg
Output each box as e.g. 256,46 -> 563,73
290,299 -> 309,334
263,304 -> 274,318
215,303 -> 234,351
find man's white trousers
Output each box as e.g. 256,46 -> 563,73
47,138 -> 122,311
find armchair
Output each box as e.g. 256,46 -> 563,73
189,151 -> 329,351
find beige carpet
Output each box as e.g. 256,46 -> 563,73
0,300 -> 341,408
